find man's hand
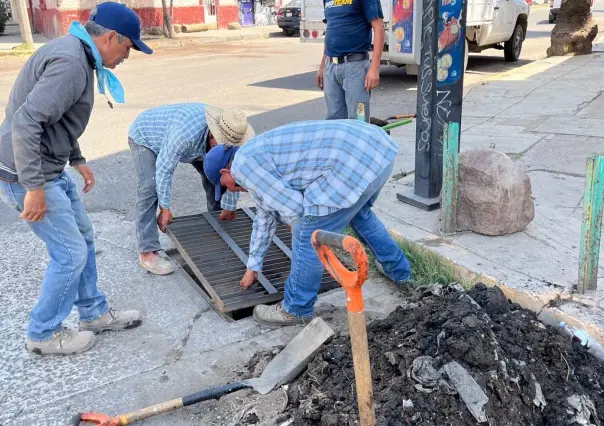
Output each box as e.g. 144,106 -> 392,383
73,164 -> 95,193
316,68 -> 324,91
219,210 -> 236,221
240,269 -> 258,289
157,208 -> 173,233
365,66 -> 380,91
20,188 -> 46,222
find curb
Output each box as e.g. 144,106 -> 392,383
143,31 -> 283,50
388,229 -> 604,347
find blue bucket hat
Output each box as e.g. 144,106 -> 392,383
204,145 -> 240,201
89,2 -> 153,54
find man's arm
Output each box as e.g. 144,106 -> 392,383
69,141 -> 87,167
317,47 -> 328,90
247,209 -> 278,272
12,57 -> 87,190
363,0 -> 385,91
220,190 -> 240,211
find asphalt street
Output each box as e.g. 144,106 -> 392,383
0,3 -> 601,223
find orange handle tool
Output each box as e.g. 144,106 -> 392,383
311,230 -> 376,426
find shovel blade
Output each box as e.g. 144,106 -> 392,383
251,317 -> 334,394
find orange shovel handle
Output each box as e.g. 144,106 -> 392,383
311,230 -> 369,313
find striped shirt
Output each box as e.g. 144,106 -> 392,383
231,120 -> 398,271
129,103 -> 238,210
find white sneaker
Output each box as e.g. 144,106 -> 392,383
140,253 -> 175,275
26,329 -> 96,355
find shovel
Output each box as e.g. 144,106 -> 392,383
312,230 -> 376,426
68,317 -> 334,425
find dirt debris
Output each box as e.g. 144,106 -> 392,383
283,283 -> 604,425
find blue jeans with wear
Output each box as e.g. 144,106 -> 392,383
323,58 -> 371,120
0,173 -> 109,341
283,160 -> 411,318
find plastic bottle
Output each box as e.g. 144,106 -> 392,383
559,322 -> 604,363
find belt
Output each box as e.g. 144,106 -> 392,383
329,53 -> 369,64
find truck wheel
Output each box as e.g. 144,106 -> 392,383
283,29 -> 295,36
549,12 -> 555,23
504,23 -> 524,62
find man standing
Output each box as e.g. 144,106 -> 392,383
203,120 -> 411,327
128,103 -> 254,275
316,0 -> 385,120
0,3 -> 152,355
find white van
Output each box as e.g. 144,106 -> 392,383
300,0 -> 530,74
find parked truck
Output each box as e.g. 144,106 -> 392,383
300,0 -> 530,75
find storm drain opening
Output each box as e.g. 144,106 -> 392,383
166,207 -> 342,320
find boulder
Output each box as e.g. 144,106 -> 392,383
456,150 -> 535,236
548,0 -> 598,56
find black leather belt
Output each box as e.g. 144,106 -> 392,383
329,53 -> 369,64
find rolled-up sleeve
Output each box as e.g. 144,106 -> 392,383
221,190 -> 239,211
247,209 -> 277,271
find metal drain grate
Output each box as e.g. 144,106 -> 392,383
167,207 -> 341,315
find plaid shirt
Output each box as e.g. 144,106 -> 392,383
128,103 -> 238,210
231,120 -> 398,271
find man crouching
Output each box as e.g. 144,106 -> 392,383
203,119 -> 411,327
128,103 -> 254,275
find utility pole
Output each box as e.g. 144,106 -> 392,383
14,0 -> 34,49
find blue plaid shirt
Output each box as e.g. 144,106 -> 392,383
231,120 -> 398,271
128,103 -> 239,210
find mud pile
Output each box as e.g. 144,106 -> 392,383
285,284 -> 604,425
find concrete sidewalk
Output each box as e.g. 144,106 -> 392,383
0,23 -> 49,52
381,48 -> 604,345
143,25 -> 283,50
0,23 -> 282,53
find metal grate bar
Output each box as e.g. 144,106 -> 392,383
242,207 -> 293,259
201,211 -> 277,295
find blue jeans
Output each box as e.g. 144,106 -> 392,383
323,59 -> 371,120
283,160 -> 411,317
0,172 -> 109,341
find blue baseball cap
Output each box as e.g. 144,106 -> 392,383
204,145 -> 240,201
89,2 -> 153,54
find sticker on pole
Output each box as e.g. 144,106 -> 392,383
392,0 -> 414,54
436,0 -> 465,87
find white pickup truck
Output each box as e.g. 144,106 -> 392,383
300,0 -> 530,74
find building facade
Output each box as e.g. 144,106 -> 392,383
24,0 -> 242,38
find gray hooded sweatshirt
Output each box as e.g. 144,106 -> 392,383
0,34 -> 95,190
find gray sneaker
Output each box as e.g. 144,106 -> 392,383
25,329 -> 96,355
253,303 -> 310,327
80,309 -> 143,333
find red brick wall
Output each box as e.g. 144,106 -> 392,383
216,0 -> 238,29
33,6 -> 205,38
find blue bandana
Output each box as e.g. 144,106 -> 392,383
68,21 -> 125,106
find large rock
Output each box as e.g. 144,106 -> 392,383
457,150 -> 535,236
548,0 -> 598,56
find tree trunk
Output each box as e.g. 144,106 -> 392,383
161,0 -> 175,38
548,0 -> 598,56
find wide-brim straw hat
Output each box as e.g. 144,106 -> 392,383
205,107 -> 255,147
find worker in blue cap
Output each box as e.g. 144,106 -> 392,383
0,2 -> 152,355
203,121 -> 411,327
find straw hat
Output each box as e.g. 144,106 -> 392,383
205,107 -> 255,147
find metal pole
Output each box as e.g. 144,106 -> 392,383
397,0 -> 467,211
578,154 -> 604,293
441,122 -> 460,235
14,0 -> 34,49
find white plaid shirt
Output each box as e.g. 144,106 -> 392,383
129,103 -> 238,210
231,120 -> 398,271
